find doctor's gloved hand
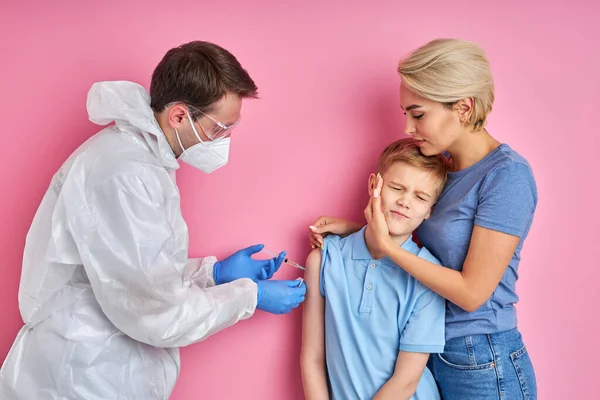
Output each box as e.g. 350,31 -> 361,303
213,244 -> 285,285
256,280 -> 307,314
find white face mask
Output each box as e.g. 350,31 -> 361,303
175,112 -> 230,174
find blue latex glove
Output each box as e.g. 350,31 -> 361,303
256,280 -> 307,314
213,244 -> 286,285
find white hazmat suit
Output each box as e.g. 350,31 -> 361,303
0,81 -> 258,399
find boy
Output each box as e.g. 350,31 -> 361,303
301,138 -> 448,400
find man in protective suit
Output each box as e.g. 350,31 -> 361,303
0,41 -> 306,400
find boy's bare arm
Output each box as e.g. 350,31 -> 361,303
373,351 -> 430,400
300,248 -> 329,400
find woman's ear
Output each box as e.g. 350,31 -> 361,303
455,97 -> 473,124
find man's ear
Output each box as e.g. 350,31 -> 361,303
167,104 -> 188,129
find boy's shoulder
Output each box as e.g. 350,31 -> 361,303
323,230 -> 360,252
323,232 -> 441,265
415,245 -> 442,266
393,242 -> 442,294
306,233 -> 347,272
409,245 -> 445,301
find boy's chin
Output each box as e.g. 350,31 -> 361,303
387,225 -> 411,238
383,219 -> 412,238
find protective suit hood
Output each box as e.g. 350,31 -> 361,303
86,80 -> 180,170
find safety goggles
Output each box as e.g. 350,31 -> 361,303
191,108 -> 241,141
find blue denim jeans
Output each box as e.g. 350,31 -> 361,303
428,328 -> 537,399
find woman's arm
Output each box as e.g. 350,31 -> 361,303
308,216 -> 363,248
365,175 -> 520,312
300,249 -> 329,400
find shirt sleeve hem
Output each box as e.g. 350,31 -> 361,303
399,344 -> 445,353
474,218 -> 524,237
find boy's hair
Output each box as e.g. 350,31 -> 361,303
150,41 -> 258,120
377,138 -> 449,199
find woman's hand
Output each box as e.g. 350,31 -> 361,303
308,216 -> 362,249
364,173 -> 394,253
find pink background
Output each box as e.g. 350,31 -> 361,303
1,0 -> 598,399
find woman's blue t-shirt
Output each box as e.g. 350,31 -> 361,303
416,144 -> 538,340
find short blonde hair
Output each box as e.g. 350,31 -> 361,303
377,138 -> 449,199
398,39 -> 494,131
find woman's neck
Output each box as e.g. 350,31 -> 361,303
447,129 -> 501,172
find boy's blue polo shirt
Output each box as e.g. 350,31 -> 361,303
320,227 -> 445,400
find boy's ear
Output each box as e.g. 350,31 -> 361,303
424,204 -> 434,220
368,173 -> 377,196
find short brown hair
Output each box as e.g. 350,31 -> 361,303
150,41 -> 258,118
377,138 -> 449,199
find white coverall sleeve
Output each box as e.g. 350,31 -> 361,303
185,256 -> 218,288
67,173 -> 258,348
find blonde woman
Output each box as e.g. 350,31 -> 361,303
309,39 -> 538,399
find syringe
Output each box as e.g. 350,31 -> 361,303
263,249 -> 306,271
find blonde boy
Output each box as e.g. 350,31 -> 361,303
301,138 -> 449,400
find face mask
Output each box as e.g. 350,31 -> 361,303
175,112 -> 230,174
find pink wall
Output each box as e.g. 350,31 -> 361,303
1,0 -> 598,398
